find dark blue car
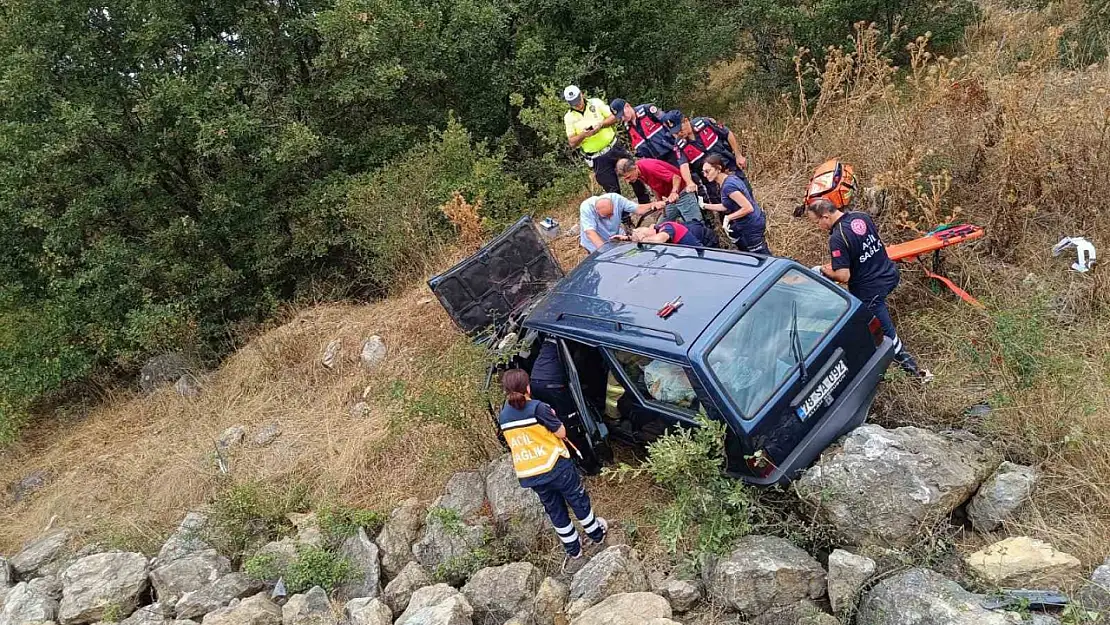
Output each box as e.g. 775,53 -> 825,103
429,217 -> 894,484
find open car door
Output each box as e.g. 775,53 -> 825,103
559,339 -> 613,473
428,216 -> 565,335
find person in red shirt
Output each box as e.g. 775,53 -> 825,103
615,157 -> 702,223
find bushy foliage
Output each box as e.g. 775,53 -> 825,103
318,503 -> 387,543
607,418 -> 757,569
0,0 -> 980,438
207,481 -> 310,558
244,546 -> 355,593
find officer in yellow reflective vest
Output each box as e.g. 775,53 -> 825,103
499,368 -> 609,571
563,85 -> 650,204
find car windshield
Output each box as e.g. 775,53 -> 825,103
707,269 -> 849,419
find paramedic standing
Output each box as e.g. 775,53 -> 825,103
800,159 -> 933,382
499,369 -> 609,572
563,86 -> 650,203
700,154 -> 770,254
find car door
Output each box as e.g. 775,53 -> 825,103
427,216 -> 564,335
559,338 -> 613,471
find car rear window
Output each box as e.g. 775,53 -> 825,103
707,269 -> 849,419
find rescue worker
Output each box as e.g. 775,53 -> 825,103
563,86 -> 650,203
700,154 -> 770,254
579,192 -> 664,252
662,111 -> 748,204
609,99 -> 683,170
800,159 -> 933,382
499,368 -> 608,571
615,158 -> 702,224
621,219 -> 719,247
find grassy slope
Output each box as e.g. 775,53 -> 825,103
2,0 -> 1109,581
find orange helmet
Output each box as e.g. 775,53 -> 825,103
804,159 -> 857,210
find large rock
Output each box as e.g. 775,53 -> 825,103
0,557 -> 12,589
704,535 -> 826,616
532,577 -> 567,625
460,562 -> 540,624
8,469 -> 51,503
966,462 -> 1038,532
140,353 -> 195,393
1076,557 -> 1110,611
0,580 -> 59,625
383,563 -> 432,615
377,499 -> 427,579
360,337 -> 387,369
857,568 -> 1020,625
344,598 -> 391,625
282,586 -> 336,625
483,456 -> 547,552
120,603 -> 199,625
11,529 -> 75,579
660,578 -> 701,613
751,600 -> 839,625
566,546 -> 648,618
965,537 -> 1082,588
150,550 -> 231,606
58,552 -> 149,624
432,473 -> 486,520
394,584 -> 473,625
200,594 -> 282,625
569,592 -> 671,625
795,425 -> 1001,548
336,528 -> 381,601
157,513 -> 213,567
176,573 -> 265,621
412,513 -> 488,585
827,549 -> 876,614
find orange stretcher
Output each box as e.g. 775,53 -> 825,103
885,224 -> 985,308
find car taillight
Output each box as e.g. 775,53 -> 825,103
745,450 -> 777,479
868,316 -> 884,346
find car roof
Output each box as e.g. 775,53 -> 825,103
524,242 -> 781,360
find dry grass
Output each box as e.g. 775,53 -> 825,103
2,0 -> 1109,586
705,3 -> 1110,568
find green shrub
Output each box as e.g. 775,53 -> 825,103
318,504 -> 387,542
990,299 -> 1048,387
208,481 -> 310,557
242,552 -> 283,582
285,547 -> 355,594
1062,0 -> 1109,66
427,507 -> 465,537
244,546 -> 355,593
607,417 -> 756,569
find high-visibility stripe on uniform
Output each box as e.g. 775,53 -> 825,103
501,419 -> 570,479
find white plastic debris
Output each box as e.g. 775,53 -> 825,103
1052,236 -> 1097,272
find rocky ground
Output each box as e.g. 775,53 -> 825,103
2,422 -> 1109,625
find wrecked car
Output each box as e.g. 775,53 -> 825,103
428,216 -> 894,484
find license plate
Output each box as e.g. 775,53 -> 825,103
795,359 -> 849,421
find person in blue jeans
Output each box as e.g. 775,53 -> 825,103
700,153 -> 770,254
498,368 -> 609,571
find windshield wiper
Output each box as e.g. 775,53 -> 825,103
790,301 -> 808,383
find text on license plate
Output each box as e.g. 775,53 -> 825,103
795,359 -> 848,421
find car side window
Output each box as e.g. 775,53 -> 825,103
608,349 -> 704,415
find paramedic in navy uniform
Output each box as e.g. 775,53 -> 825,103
801,160 -> 933,382
498,369 -> 609,573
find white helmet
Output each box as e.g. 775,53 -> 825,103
563,85 -> 582,104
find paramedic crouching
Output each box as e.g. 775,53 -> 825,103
499,369 -> 609,572
579,193 -> 663,252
